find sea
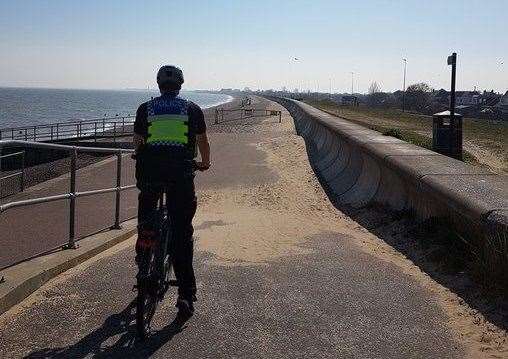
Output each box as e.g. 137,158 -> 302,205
0,87 -> 232,128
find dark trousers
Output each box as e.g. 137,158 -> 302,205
137,178 -> 197,299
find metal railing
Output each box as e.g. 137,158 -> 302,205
0,151 -> 25,198
0,115 -> 135,143
214,107 -> 282,124
0,140 -> 136,265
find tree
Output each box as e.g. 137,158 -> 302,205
366,81 -> 394,107
368,81 -> 381,94
405,82 -> 433,112
367,92 -> 396,108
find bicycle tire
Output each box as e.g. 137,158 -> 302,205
136,249 -> 158,340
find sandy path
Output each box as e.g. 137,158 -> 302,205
196,97 -> 507,358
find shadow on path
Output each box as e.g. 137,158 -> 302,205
25,301 -> 190,359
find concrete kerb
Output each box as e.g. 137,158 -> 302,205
0,219 -> 137,316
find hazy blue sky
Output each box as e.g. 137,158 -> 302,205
0,0 -> 506,93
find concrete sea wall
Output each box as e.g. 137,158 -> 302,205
271,97 -> 508,239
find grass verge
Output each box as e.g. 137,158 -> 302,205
305,99 -> 507,172
415,218 -> 508,296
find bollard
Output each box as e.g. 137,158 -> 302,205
279,111 -> 282,123
113,152 -> 122,229
67,149 -> 78,249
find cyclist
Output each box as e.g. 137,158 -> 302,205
133,65 -> 210,318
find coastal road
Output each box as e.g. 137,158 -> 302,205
0,97 -> 471,358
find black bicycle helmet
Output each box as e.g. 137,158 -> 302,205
156,65 -> 184,86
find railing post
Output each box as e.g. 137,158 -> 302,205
50,126 -> 54,141
0,153 -> 2,198
20,151 -> 25,192
24,129 -> 27,141
94,122 -> 97,142
33,126 -> 36,141
279,111 -> 282,123
103,119 -> 106,134
56,123 -> 59,140
113,152 -> 122,229
122,117 -> 125,134
68,149 -> 78,249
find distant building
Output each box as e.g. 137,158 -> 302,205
480,90 -> 502,106
455,91 -> 481,106
433,89 -> 449,105
433,90 -> 485,106
342,95 -> 359,106
496,91 -> 508,114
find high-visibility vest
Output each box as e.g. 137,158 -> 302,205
146,95 -> 189,147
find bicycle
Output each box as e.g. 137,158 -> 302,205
134,159 -> 205,340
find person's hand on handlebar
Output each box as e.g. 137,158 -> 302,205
195,161 -> 211,171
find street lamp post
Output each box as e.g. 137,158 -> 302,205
448,52 -> 457,116
402,58 -> 407,112
350,72 -> 354,95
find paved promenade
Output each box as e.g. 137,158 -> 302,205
0,97 -> 491,358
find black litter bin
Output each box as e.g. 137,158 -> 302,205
432,110 -> 463,160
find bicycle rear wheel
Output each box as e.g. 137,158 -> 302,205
136,249 -> 158,340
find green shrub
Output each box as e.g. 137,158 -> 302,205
382,128 -> 402,139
